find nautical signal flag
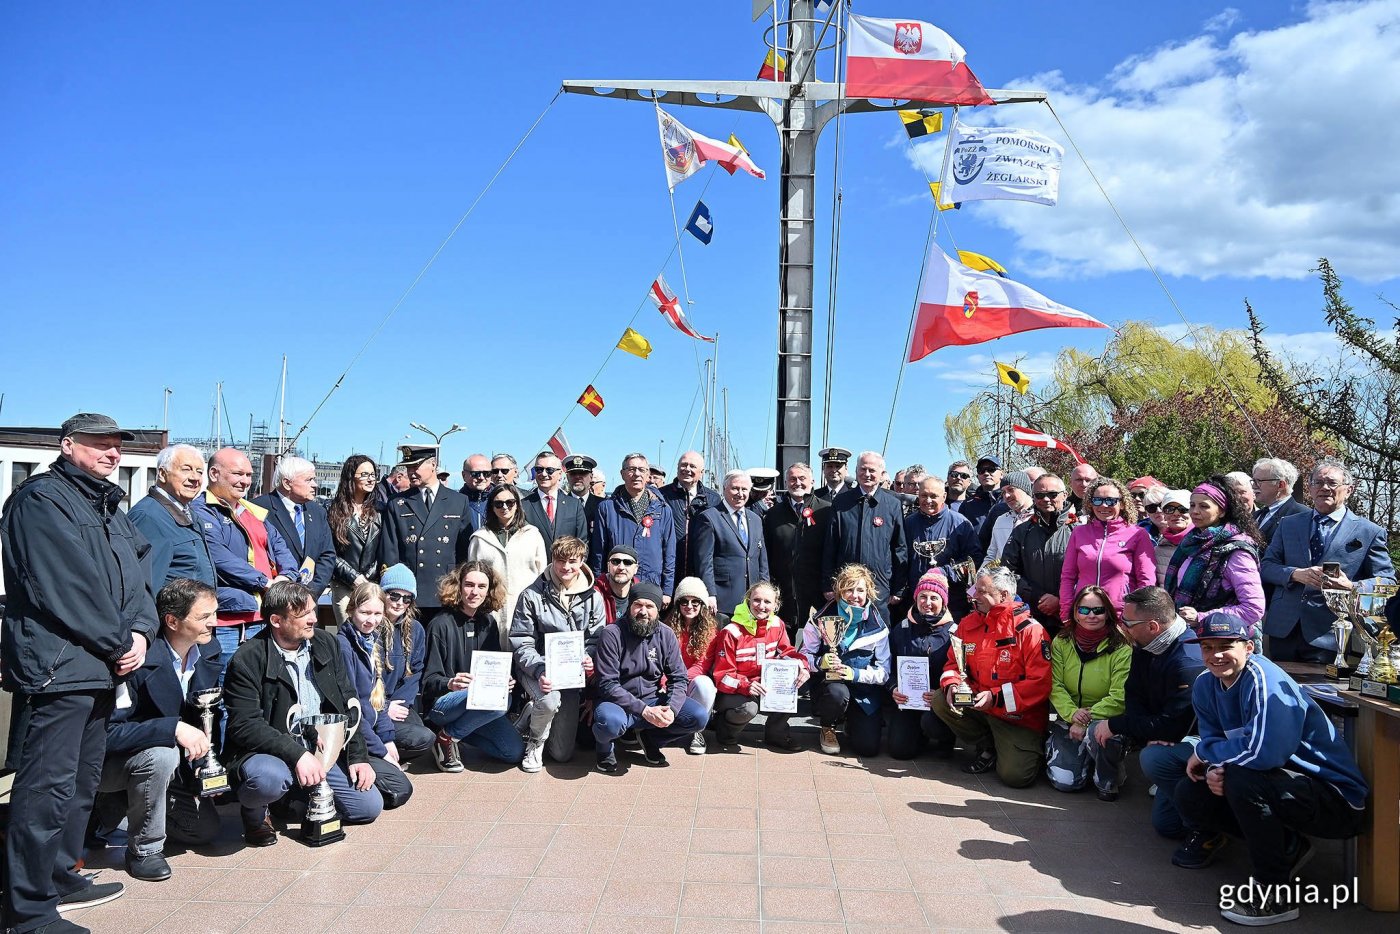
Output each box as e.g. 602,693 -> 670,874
908,247 -> 1109,361
958,251 -> 1007,276
617,328 -> 653,359
928,182 -> 959,211
577,385 -> 605,417
657,109 -> 765,189
684,201 -> 714,244
649,274 -> 715,342
722,134 -> 750,176
899,108 -> 944,139
758,49 -> 787,81
996,361 -> 1030,394
846,13 -> 993,106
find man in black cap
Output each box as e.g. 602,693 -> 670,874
378,444 -> 474,612
959,453 -> 1005,556
815,447 -> 855,501
563,454 -> 602,539
3,413 -> 160,931
594,543 -> 641,623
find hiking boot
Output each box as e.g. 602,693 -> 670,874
520,739 -> 544,773
1172,830 -> 1229,869
687,732 -> 707,755
433,730 -> 464,773
819,726 -> 840,755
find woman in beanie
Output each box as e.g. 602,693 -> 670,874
710,581 -> 809,750
1046,586 -> 1132,799
801,564 -> 891,757
369,565 -> 433,769
1164,474 -> 1264,639
888,569 -> 959,760
664,577 -> 724,755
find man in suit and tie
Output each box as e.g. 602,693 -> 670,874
1250,457 -> 1308,545
522,451 -> 587,552
1260,457 -> 1394,662
252,455 -> 337,601
822,451 -> 909,621
691,469 -> 769,616
763,462 -> 830,636
379,444 -> 475,612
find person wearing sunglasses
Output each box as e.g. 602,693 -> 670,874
594,544 -> 641,623
1003,473 -> 1075,635
521,451 -> 587,552
467,485 -> 548,645
489,453 -> 520,488
1147,490 -> 1194,584
663,577 -> 723,754
1058,477 -> 1156,626
1046,586 -> 1132,800
1163,476 -> 1265,643
457,453 -> 494,529
943,459 -> 975,507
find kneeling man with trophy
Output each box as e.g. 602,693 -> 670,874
223,580 -> 379,847
932,566 -> 1052,788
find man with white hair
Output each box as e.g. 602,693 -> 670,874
129,443 -> 216,591
690,469 -> 769,615
1250,457 -> 1306,545
821,451 -> 908,619
252,454 -> 337,600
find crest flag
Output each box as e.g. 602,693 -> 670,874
908,247 -> 1108,361
656,108 -> 765,190
845,13 -> 993,105
943,124 -> 1064,207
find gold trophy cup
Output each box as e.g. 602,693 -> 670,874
948,633 -> 975,711
286,699 -> 362,846
814,615 -> 851,680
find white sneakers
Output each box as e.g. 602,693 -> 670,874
520,739 -> 544,773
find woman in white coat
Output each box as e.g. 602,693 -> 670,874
467,484 -> 548,643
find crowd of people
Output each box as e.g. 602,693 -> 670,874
1,413 -> 1394,931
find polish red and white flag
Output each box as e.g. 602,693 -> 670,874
648,274 -> 715,342
1012,425 -> 1085,464
845,13 -> 993,106
546,428 -> 570,460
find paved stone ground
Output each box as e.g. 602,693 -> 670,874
71,733 -> 1393,934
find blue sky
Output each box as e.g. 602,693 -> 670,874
4,1 -> 1398,483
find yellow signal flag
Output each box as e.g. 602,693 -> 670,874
928,182 -> 958,212
617,328 -> 653,360
957,250 -> 1008,276
899,108 -> 944,139
996,361 -> 1031,395
728,133 -> 749,155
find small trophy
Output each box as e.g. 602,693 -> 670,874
948,633 -> 975,711
1322,588 -> 1356,681
191,688 -> 230,797
286,699 -> 362,847
814,615 -> 850,680
911,538 -> 947,563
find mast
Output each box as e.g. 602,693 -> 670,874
214,382 -> 223,449
562,3 -> 1044,474
278,354 -> 287,454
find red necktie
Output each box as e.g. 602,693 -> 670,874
546,495 -> 555,522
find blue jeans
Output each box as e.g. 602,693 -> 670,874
1139,738 -> 1198,838
428,690 -> 525,763
592,697 -> 707,759
236,753 -> 382,825
215,622 -> 265,667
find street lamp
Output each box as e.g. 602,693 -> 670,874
408,422 -> 465,445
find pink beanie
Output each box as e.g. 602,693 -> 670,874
913,569 -> 950,607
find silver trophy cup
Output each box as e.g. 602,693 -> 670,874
286,699 -> 362,846
1321,588 -> 1356,680
191,687 -> 229,797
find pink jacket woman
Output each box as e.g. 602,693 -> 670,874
1058,485 -> 1156,622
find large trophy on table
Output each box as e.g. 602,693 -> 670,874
191,687 -> 230,797
1353,585 -> 1398,700
286,699 -> 361,846
1322,587 -> 1357,681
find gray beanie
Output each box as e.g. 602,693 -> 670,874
1002,470 -> 1034,497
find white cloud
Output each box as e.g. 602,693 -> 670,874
906,0 -> 1400,283
1203,7 -> 1243,33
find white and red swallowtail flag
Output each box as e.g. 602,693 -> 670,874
1011,425 -> 1084,465
648,275 -> 714,343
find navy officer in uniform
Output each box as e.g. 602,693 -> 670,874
815,447 -> 856,501
378,444 -> 474,612
564,454 -> 603,539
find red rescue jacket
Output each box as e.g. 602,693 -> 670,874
940,601 -> 1052,733
711,616 -> 807,695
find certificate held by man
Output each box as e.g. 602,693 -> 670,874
545,630 -> 587,690
466,650 -> 513,711
896,656 -> 931,710
759,658 -> 802,713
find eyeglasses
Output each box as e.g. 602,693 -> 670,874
608,557 -> 637,567
492,500 -> 518,510
535,466 -> 560,476
1120,615 -> 1155,628
1131,491 -> 1146,500
1309,479 -> 1345,490
1090,496 -> 1122,507
385,591 -> 413,603
1076,605 -> 1108,617
1251,476 -> 1282,485
622,466 -> 648,474
1032,490 -> 1065,499
948,471 -> 972,480
490,468 -> 512,476
469,470 -> 491,479
1144,504 -> 1162,513
353,471 -> 377,479
1161,505 -> 1189,515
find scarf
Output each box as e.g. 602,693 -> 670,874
1074,625 -> 1106,654
1163,524 -> 1240,607
836,599 -> 867,651
1160,526 -> 1190,546
909,608 -> 954,629
1144,617 -> 1188,656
